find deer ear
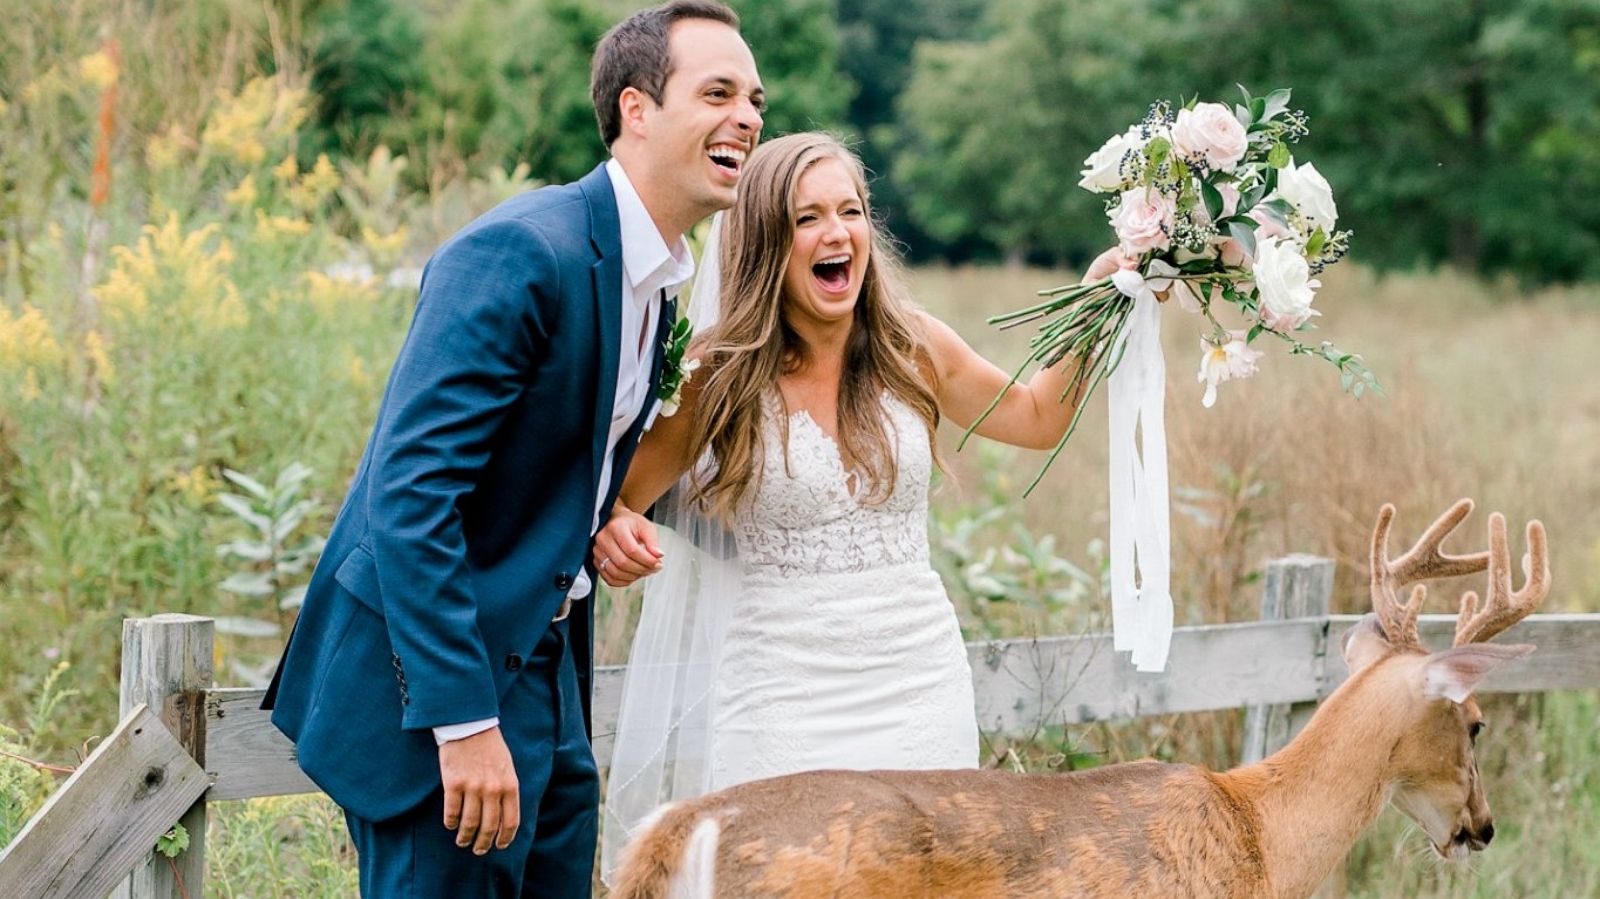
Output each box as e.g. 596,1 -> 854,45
1421,643 -> 1535,703
1342,614 -> 1393,674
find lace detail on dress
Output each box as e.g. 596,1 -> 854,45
731,393 -> 932,579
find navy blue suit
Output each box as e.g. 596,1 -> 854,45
264,163 -> 673,896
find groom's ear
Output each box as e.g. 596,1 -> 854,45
617,85 -> 653,141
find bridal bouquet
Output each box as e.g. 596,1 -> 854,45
977,87 -> 1376,493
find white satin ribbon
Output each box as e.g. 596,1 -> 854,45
1106,261 -> 1175,673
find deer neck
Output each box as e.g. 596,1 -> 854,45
1221,666 -> 1414,898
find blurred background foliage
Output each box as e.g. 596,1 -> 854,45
2,1 -> 1599,895
6,0 -> 1600,284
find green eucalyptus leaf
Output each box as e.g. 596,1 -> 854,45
1262,88 -> 1292,120
1227,221 -> 1258,260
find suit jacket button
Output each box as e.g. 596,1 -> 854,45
554,572 -> 574,590
505,653 -> 524,672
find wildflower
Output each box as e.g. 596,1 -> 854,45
303,270 -> 378,315
201,77 -> 308,165
272,155 -> 299,183
298,154 -> 341,205
78,51 -> 119,91
224,175 -> 259,208
361,225 -> 408,257
255,209 -> 312,240
0,305 -> 64,369
19,368 -> 42,402
145,124 -> 189,171
84,330 -> 115,385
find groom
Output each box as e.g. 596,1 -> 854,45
262,2 -> 763,895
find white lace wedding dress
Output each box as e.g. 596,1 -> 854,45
709,392 -> 980,788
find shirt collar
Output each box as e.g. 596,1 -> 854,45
605,158 -> 695,298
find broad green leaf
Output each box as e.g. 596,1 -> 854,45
1262,88 -> 1292,120
216,494 -> 271,532
214,616 -> 282,638
219,571 -> 275,597
1268,143 -> 1291,168
156,824 -> 190,859
221,469 -> 271,501
217,539 -> 273,562
1201,181 -> 1224,221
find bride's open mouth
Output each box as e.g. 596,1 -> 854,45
812,255 -> 851,293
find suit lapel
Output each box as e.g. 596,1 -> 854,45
581,165 -> 623,494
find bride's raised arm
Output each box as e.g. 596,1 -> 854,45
923,248 -> 1131,449
593,352 -> 707,588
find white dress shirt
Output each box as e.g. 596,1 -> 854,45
435,159 -> 694,745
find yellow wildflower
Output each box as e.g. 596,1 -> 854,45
255,209 -> 313,240
301,154 -> 341,201
93,213 -> 244,333
168,464 -> 218,503
303,270 -> 378,315
78,51 -> 119,91
145,124 -> 190,171
19,368 -> 42,402
344,348 -> 373,390
272,155 -> 299,183
20,69 -> 68,106
0,304 -> 64,369
83,330 -> 115,386
201,77 -> 282,165
361,225 -> 408,257
224,175 -> 259,208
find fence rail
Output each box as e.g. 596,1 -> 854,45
3,555 -> 1598,898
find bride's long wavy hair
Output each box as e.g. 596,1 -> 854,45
688,132 -> 941,518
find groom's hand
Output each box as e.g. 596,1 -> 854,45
593,504 -> 664,588
440,726 -> 520,855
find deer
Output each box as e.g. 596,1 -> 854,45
607,499 -> 1550,899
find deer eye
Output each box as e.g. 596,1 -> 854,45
1468,721 -> 1485,742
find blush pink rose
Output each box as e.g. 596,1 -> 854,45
1172,103 -> 1248,172
1108,188 -> 1175,255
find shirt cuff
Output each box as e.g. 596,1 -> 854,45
433,717 -> 500,746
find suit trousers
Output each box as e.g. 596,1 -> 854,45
344,618 -> 599,898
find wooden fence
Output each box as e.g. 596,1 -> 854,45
3,555 -> 1598,898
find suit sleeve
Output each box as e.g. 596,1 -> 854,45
367,217 -> 558,731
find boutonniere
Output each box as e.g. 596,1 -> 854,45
655,311 -> 699,418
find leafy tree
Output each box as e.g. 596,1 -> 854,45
731,0 -> 854,137
892,0 -> 1162,264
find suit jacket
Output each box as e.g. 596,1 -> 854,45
263,163 -> 675,822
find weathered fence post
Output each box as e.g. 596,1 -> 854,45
113,614 -> 214,899
1240,555 -> 1335,764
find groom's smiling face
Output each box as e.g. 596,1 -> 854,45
638,19 -> 764,221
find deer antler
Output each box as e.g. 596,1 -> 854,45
1453,513 -> 1549,646
1370,499 -> 1492,648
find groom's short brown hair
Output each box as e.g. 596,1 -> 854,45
591,0 -> 741,147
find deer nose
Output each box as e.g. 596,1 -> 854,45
1466,822 -> 1494,851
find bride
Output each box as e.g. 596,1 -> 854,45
594,132 -> 1126,878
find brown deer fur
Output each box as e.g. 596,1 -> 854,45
609,500 -> 1549,899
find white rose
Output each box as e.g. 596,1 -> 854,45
1078,127 -> 1145,193
1273,159 -> 1338,231
1171,103 -> 1248,173
1253,237 -> 1322,331
1108,187 -> 1176,255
